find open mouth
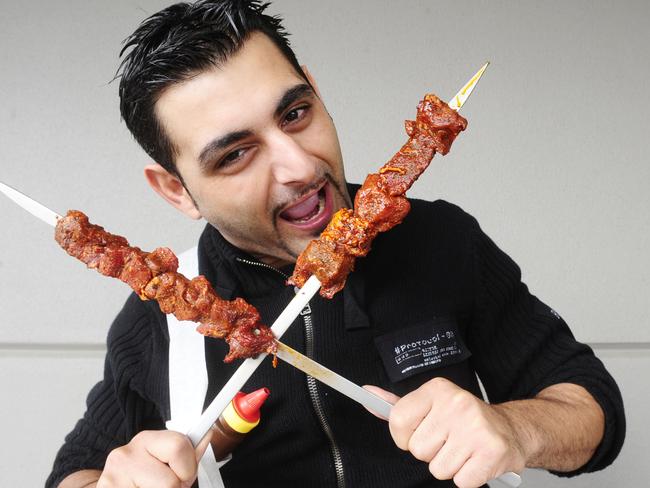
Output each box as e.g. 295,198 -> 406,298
278,182 -> 333,232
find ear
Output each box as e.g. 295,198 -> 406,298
301,65 -> 323,99
143,163 -> 202,220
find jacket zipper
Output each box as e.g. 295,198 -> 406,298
235,257 -> 346,487
235,257 -> 289,279
302,304 -> 346,488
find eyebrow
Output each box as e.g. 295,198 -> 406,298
273,83 -> 315,119
197,83 -> 315,172
198,129 -> 253,171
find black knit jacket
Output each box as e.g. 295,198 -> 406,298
46,197 -> 625,487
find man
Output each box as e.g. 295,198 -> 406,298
47,1 -> 625,487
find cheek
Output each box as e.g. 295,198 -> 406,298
302,118 -> 343,168
200,173 -> 273,221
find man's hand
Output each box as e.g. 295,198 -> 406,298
366,378 -> 604,488
366,378 -> 525,487
96,429 -> 211,488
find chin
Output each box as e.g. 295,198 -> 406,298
275,233 -> 313,263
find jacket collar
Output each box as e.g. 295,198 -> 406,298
197,223 -> 288,301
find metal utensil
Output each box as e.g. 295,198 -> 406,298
275,341 -> 392,418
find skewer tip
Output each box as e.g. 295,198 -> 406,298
447,62 -> 490,111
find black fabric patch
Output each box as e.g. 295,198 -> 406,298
374,318 -> 471,383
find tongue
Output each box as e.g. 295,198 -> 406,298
281,192 -> 320,221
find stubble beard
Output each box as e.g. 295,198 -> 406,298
271,172 -> 351,263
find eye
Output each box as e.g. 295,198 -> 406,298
282,104 -> 310,128
219,147 -> 248,168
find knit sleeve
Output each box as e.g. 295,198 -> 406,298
45,295 -> 163,488
466,218 -> 625,476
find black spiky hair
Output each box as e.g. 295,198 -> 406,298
117,0 -> 305,176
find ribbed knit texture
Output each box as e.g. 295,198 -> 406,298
46,196 -> 624,487
468,222 -> 625,474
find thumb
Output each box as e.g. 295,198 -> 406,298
363,385 -> 402,420
194,426 -> 214,461
183,428 -> 214,488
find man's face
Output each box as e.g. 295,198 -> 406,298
155,32 -> 350,267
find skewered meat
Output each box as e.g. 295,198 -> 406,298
55,210 -> 275,362
289,94 -> 467,297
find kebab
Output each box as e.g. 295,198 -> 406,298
53,92 -> 466,362
289,93 -> 466,297
54,210 -> 274,363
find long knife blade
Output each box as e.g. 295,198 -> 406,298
275,341 -> 392,418
0,181 -> 61,226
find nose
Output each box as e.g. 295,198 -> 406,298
267,131 -> 316,185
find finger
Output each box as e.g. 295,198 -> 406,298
408,428 -> 446,463
362,385 -> 400,420
61,470 -> 102,487
428,440 -> 471,481
102,446 -> 178,488
96,475 -> 125,488
96,472 -> 129,488
100,447 -> 137,488
363,385 -> 401,404
131,460 -> 185,488
405,407 -> 447,461
194,425 -> 215,461
176,428 -> 215,488
143,431 -> 198,483
388,386 -> 435,450
452,455 -> 495,488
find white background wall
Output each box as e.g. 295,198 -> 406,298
0,0 -> 647,486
